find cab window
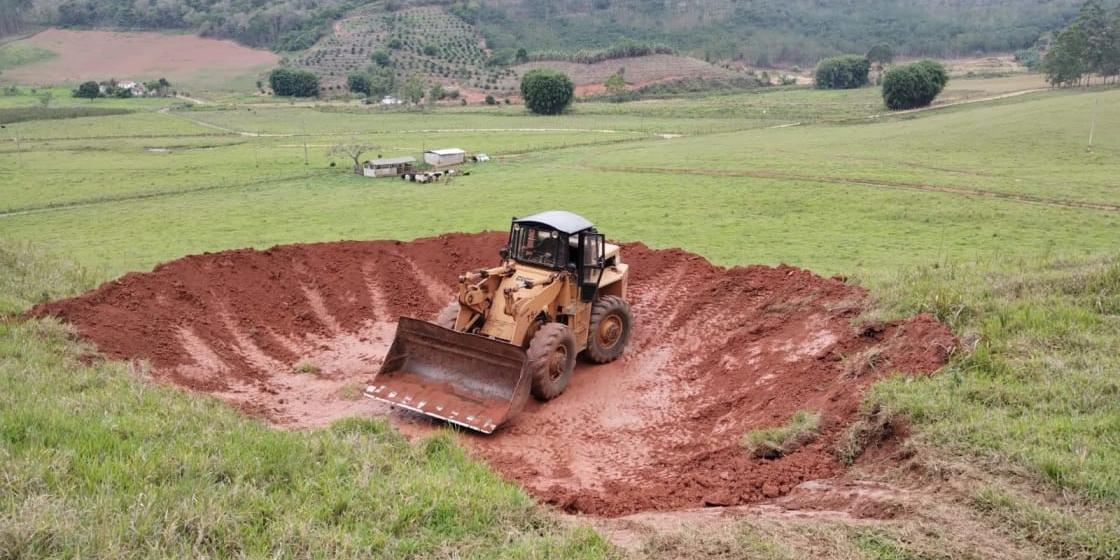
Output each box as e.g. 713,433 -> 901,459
510,224 -> 563,269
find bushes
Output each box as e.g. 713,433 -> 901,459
814,55 -> 871,89
74,81 -> 100,99
269,68 -> 320,97
347,73 -> 371,96
881,60 -> 949,110
519,68 -> 573,115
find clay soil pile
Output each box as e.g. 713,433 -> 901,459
33,232 -> 955,516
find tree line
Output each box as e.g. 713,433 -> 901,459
462,0 -> 1088,67
1043,0 -> 1120,86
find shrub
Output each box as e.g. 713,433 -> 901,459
74,81 -> 100,99
269,68 -> 320,97
347,73 -> 371,95
814,55 -> 871,89
370,49 -> 391,67
881,60 -> 949,110
484,94 -> 496,105
519,68 -> 574,115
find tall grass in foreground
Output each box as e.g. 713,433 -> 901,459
0,243 -> 611,558
860,254 -> 1120,558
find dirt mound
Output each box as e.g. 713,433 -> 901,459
33,232 -> 955,516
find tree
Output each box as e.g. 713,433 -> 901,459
370,49 -> 391,67
428,83 -> 445,104
38,91 -> 53,108
882,60 -> 948,110
520,68 -> 574,115
347,73 -> 372,95
1078,0 -> 1110,81
484,94 -> 497,105
1043,23 -> 1089,86
515,47 -> 529,64
814,55 -> 870,89
604,72 -> 626,94
329,142 -> 378,175
866,44 -> 894,67
74,81 -> 101,99
269,68 -> 320,97
399,75 -> 425,104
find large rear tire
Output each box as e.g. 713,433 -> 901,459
436,299 -> 460,329
527,323 -> 576,401
583,296 -> 632,364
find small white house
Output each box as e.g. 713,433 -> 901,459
363,156 -> 416,178
424,148 -> 466,168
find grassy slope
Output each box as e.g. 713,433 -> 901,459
0,43 -> 56,71
1,80 -> 1119,557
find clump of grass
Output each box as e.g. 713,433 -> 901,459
0,240 -> 99,315
741,410 -> 820,459
842,346 -> 884,378
292,361 -> 319,374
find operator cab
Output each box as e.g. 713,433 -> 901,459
508,211 -> 605,301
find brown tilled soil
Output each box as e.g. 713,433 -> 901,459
5,28 -> 278,88
32,232 -> 955,516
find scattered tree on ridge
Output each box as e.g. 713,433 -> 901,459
520,68 -> 574,115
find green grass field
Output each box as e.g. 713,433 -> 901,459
2,79 -> 1119,558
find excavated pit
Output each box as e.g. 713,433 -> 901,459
32,232 -> 955,516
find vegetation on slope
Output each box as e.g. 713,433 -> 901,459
460,0 -> 1090,65
863,253 -> 1120,558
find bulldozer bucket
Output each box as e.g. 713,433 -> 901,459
365,317 -> 531,434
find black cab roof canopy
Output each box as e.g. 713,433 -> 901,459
513,211 -> 595,234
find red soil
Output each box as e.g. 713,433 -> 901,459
32,232 -> 955,516
5,28 -> 278,87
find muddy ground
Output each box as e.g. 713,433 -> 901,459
34,232 -> 955,516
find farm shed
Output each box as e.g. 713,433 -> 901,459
363,156 -> 416,178
424,148 -> 466,168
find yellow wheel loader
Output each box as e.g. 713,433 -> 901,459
365,211 -> 632,433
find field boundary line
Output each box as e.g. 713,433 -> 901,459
0,171 -> 331,218
590,165 -> 1120,213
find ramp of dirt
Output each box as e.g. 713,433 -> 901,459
33,232 -> 954,516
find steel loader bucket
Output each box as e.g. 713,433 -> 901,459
365,317 -> 531,434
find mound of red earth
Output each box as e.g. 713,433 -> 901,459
32,232 -> 955,516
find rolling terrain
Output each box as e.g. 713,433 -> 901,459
1,72 -> 1118,557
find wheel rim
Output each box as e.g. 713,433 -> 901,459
597,314 -> 623,349
548,345 -> 568,381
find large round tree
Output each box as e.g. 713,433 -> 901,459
520,68 -> 574,115
881,60 -> 949,110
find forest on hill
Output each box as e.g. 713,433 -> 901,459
2,0 -> 1110,66
467,0 -> 1094,65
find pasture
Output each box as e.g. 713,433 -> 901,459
2,78 -> 1119,558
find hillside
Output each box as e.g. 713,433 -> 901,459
460,0 -> 1090,65
11,0 -> 1096,66
291,5 -> 518,95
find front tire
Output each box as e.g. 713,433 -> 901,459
526,323 -> 576,400
584,296 -> 632,363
